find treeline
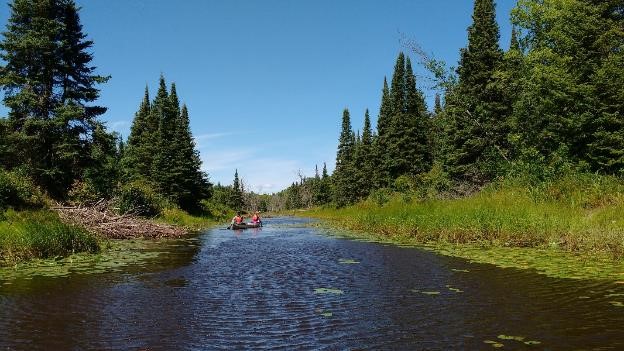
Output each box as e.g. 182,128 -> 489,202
0,0 -> 211,215
280,0 -> 624,208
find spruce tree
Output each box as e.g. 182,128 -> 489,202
123,87 -> 153,180
333,109 -> 357,207
175,104 -> 211,211
442,0 -> 507,182
0,0 -> 110,197
373,77 -> 392,188
355,109 -> 375,200
229,169 -> 244,210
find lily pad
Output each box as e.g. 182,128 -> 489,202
609,301 -> 624,307
338,259 -> 360,264
314,288 -> 344,295
446,285 -> 463,293
452,268 -> 470,273
524,340 -> 541,345
484,340 -> 504,348
498,335 -> 525,341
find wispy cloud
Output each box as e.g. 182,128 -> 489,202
108,120 -> 131,131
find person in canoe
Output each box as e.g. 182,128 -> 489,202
251,211 -> 262,226
231,212 -> 244,227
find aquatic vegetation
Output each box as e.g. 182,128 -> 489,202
411,289 -> 440,295
316,309 -> 333,317
0,210 -> 99,266
0,239 -> 165,281
314,288 -> 344,295
338,258 -> 360,264
446,285 -> 463,293
484,340 -> 504,348
498,335 -> 525,341
305,175 -> 624,280
608,301 -> 624,307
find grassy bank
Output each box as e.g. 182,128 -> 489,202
157,208 -> 225,231
306,174 -> 624,258
0,210 -> 99,266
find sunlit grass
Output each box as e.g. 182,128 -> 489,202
0,210 -> 99,266
156,208 -> 219,231
308,174 -> 624,257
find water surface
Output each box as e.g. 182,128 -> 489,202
1,217 -> 623,350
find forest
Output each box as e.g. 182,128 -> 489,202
276,0 -> 624,211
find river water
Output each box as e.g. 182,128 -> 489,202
1,217 -> 624,350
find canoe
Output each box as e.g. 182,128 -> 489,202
230,222 -> 262,230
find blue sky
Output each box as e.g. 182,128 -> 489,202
0,0 -> 516,193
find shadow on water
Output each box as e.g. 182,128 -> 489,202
1,217 -> 624,350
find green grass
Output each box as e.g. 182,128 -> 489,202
307,174 -> 624,257
0,210 -> 99,266
156,208 -> 221,231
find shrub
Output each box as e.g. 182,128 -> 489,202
115,181 -> 164,217
68,180 -> 101,206
0,169 -> 44,210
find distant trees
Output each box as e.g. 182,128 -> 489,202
123,76 -> 211,212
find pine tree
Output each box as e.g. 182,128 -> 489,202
0,0 -> 110,197
434,93 -> 443,116
123,87 -> 154,180
403,57 -> 432,175
175,104 -> 211,211
442,0 -> 507,182
229,169 -> 244,210
373,78 -> 392,188
333,109 -> 357,207
354,109 -> 375,200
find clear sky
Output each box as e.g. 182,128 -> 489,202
0,0 -> 516,193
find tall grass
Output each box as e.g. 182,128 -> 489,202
308,174 -> 624,257
0,210 -> 99,266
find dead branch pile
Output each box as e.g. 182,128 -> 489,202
53,201 -> 186,239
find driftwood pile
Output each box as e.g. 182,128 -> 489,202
53,201 -> 186,239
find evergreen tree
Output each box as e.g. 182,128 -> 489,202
123,87 -> 154,180
175,105 -> 211,211
442,0 -> 507,182
373,78 -> 392,188
354,109 -> 375,200
434,93 -> 443,116
229,169 -> 244,210
333,109 -> 357,207
0,0 -> 110,197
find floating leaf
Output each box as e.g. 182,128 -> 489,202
609,301 -> 624,307
524,341 -> 541,345
421,291 -> 440,295
314,288 -> 344,295
498,335 -> 525,341
484,340 -> 504,348
338,259 -> 360,264
447,286 -> 463,293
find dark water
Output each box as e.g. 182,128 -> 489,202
1,217 -> 624,350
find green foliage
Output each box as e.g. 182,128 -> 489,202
309,173 -> 624,257
0,0 -> 110,199
116,181 -> 164,217
229,170 -> 244,210
122,76 -> 211,211
333,109 -> 357,207
0,169 -> 45,210
0,210 -> 99,266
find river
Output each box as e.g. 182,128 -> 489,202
1,217 -> 623,350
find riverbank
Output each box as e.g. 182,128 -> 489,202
303,175 -> 624,279
0,207 -> 220,267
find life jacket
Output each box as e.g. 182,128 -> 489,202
252,215 -> 260,222
234,216 -> 243,224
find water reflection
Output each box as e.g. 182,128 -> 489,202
1,217 -> 624,350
